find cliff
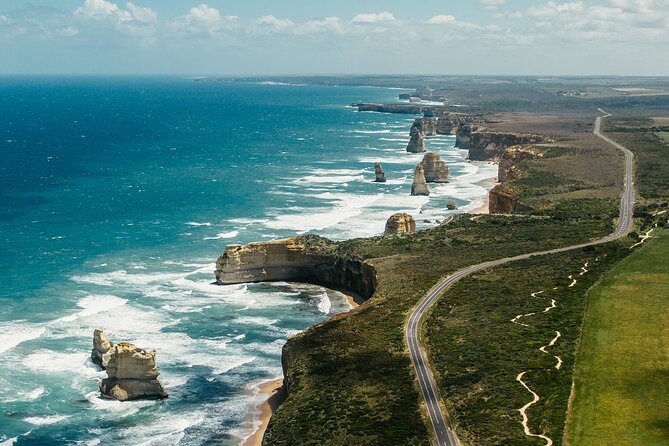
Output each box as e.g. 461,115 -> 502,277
412,117 -> 438,137
468,132 -> 548,161
488,183 -> 533,214
498,146 -> 544,182
384,213 -> 416,235
420,152 -> 450,183
437,113 -> 477,135
215,236 -> 377,302
352,103 -> 445,115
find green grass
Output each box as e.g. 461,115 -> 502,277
424,243 -> 630,445
658,132 -> 669,144
565,229 -> 669,446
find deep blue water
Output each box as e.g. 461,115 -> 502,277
0,77 -> 495,445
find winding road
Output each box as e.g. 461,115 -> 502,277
405,111 -> 636,445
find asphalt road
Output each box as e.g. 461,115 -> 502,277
405,111 -> 635,446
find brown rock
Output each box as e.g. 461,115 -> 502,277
384,213 -> 416,235
374,162 -> 386,182
447,200 -> 457,210
411,165 -> 430,196
488,183 -> 533,214
498,146 -> 543,182
406,124 -> 426,153
420,152 -> 450,183
91,329 -> 113,369
99,342 -> 167,401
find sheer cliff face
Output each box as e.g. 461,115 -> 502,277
215,238 -> 377,301
468,132 -> 547,161
489,183 -> 533,214
414,117 -> 438,137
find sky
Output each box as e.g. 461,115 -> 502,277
0,0 -> 667,75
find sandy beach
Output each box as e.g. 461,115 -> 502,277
470,177 -> 498,214
243,378 -> 286,446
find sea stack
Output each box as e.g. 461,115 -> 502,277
411,165 -> 430,196
97,337 -> 168,401
91,329 -> 114,369
406,124 -> 427,153
420,152 -> 450,183
374,162 -> 387,182
447,200 -> 457,210
384,213 -> 416,236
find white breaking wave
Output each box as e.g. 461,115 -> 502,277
203,231 -> 240,240
185,222 -> 211,226
23,415 -> 69,426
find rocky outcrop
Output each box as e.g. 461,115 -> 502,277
406,123 -> 427,153
413,117 -> 438,137
447,200 -> 457,210
91,329 -> 113,369
411,165 -> 430,196
374,162 -> 386,183
420,152 -> 450,183
455,124 -> 475,149
215,236 -> 377,302
488,183 -> 533,214
99,342 -> 168,401
468,132 -> 548,161
384,213 -> 416,236
498,146 -> 544,182
437,113 -> 477,135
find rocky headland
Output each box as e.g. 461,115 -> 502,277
93,330 -> 168,401
215,236 -> 377,302
420,152 -> 450,183
498,146 -> 544,182
465,131 -> 549,161
351,102 -> 445,115
384,213 -> 416,236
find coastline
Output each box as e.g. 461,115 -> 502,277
468,175 -> 498,215
243,378 -> 286,446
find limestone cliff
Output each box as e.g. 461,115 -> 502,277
455,124 -> 475,149
215,237 -> 377,302
420,152 -> 450,183
406,123 -> 427,153
374,162 -> 386,182
488,183 -> 533,214
384,213 -> 416,236
437,113 -> 477,135
468,132 -> 548,161
352,103 -> 445,115
498,146 -> 544,182
412,117 -> 438,137
99,342 -> 168,401
411,165 -> 430,196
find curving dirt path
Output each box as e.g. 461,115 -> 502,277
517,371 -> 554,446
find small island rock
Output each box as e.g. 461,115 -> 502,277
97,338 -> 168,401
91,329 -> 114,369
447,200 -> 457,210
411,165 -> 430,196
374,162 -> 387,182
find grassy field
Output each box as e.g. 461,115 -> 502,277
565,229 -> 669,446
425,243 -> 630,445
659,132 -> 669,144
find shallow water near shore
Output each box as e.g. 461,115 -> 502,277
0,77 -> 495,445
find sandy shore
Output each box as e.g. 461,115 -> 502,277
470,176 -> 498,214
345,294 -> 361,308
243,378 -> 286,446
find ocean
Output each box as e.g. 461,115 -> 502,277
0,77 -> 496,445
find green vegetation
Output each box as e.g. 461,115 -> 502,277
425,244 -> 629,445
263,116 -> 669,445
565,229 -> 669,446
659,132 -> 669,144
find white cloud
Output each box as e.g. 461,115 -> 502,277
173,3 -> 238,35
59,26 -> 79,36
256,15 -> 294,30
74,0 -> 132,23
426,15 -> 481,30
527,1 -> 584,18
0,15 -> 9,25
126,2 -> 157,24
293,17 -> 342,35
481,0 -> 507,9
351,11 -> 396,24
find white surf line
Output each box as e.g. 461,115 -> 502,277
517,371 -> 554,446
630,228 -> 655,249
539,331 -> 563,370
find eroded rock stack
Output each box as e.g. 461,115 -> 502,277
374,162 -> 387,182
384,213 -> 416,236
411,165 -> 430,196
406,124 -> 426,153
91,329 -> 114,369
420,152 -> 450,183
93,332 -> 168,401
413,117 -> 438,136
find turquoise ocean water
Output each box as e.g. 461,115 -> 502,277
0,77 -> 496,445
